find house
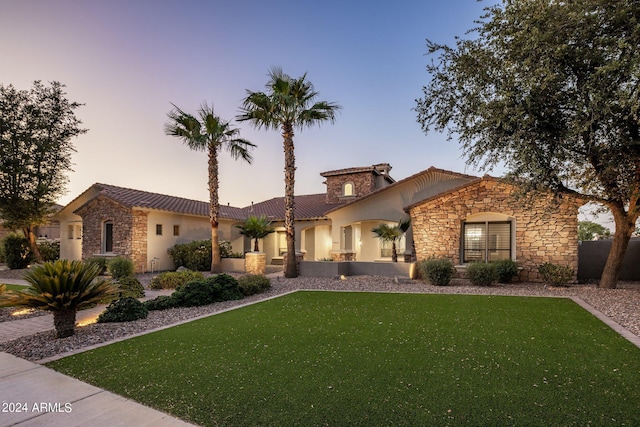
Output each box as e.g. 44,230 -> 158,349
54,184 -> 246,272
407,176 -> 582,281
54,164 -> 583,281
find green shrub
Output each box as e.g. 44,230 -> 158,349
86,257 -> 109,275
167,239 -> 235,271
3,233 -> 32,269
466,262 -> 497,286
418,258 -> 456,286
149,270 -> 204,289
492,259 -> 519,283
238,274 -> 271,296
0,241 -> 5,263
210,274 -> 244,302
97,297 -> 148,323
108,257 -> 135,280
172,274 -> 244,307
538,262 -> 574,287
144,295 -> 177,311
115,276 -> 145,298
37,240 -> 60,262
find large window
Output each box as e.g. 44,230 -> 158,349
463,221 -> 511,263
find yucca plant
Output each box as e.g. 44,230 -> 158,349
0,260 -> 118,338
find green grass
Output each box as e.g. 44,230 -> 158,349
47,292 -> 640,426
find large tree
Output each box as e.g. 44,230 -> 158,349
238,67 -> 340,278
416,0 -> 640,288
165,103 -> 254,273
0,81 -> 86,262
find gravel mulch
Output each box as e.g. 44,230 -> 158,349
1,269 -> 639,363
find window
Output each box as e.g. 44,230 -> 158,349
343,182 -> 354,196
173,225 -> 180,236
278,231 -> 287,256
68,224 -> 74,239
463,221 -> 511,263
75,225 -> 82,240
156,224 -> 163,236
103,221 -> 113,253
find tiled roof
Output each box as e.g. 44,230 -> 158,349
75,184 -> 337,222
77,184 -> 247,220
247,193 -> 340,221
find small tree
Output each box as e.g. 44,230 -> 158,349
0,260 -> 118,338
371,218 -> 411,263
0,81 -> 86,261
236,215 -> 275,252
578,221 -> 611,241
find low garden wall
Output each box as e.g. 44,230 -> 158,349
299,261 -> 416,278
221,258 -> 245,273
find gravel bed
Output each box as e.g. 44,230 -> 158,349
1,274 -> 639,363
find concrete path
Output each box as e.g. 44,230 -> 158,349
0,352 -> 196,427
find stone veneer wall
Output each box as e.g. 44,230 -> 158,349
324,171 -> 375,204
76,197 -> 148,272
409,179 -> 581,282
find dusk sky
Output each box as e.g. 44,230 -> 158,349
1,0 -> 519,210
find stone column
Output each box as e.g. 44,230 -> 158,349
245,252 -> 266,275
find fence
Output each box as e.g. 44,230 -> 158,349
578,237 -> 640,281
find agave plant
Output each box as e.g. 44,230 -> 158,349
0,260 -> 118,338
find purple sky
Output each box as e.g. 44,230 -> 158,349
1,0 -> 506,208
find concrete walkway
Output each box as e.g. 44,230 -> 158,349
0,283 -> 196,427
0,352 -> 196,426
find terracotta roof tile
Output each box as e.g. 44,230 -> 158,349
80,184 -> 247,220
247,193 -> 342,221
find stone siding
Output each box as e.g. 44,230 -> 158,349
76,196 -> 148,272
324,171 -> 375,204
409,179 -> 581,282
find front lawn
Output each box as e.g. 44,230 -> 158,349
47,291 -> 640,426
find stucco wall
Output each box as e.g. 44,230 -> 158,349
145,211 -> 244,271
409,179 -> 581,282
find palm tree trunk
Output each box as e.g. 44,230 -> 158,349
391,241 -> 398,263
53,310 -> 77,338
254,238 -> 260,252
282,124 -> 298,278
209,144 -> 222,273
599,204 -> 637,289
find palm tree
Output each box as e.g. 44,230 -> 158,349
165,103 -> 254,273
236,215 -> 275,252
371,218 -> 411,263
238,67 -> 340,277
0,260 -> 118,338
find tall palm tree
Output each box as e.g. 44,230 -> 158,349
0,260 -> 118,338
238,67 -> 340,277
371,218 -> 411,263
236,215 -> 275,252
165,103 -> 254,273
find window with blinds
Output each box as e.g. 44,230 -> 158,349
463,221 -> 512,263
